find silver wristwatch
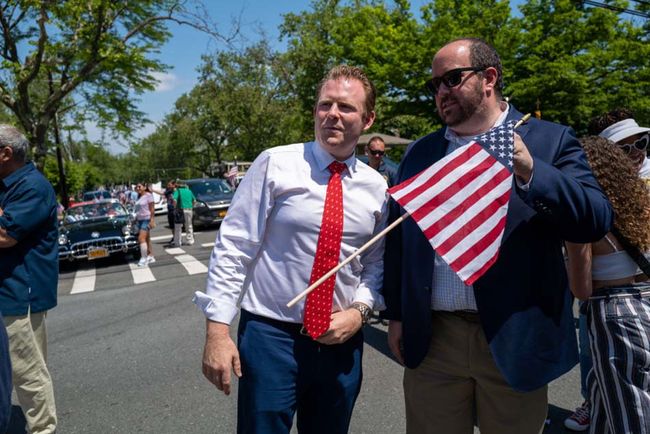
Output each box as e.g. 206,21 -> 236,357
351,303 -> 371,324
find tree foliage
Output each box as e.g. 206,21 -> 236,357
128,40 -> 303,179
0,0 -> 234,168
59,0 -> 648,188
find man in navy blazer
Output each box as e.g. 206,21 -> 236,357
383,38 -> 612,434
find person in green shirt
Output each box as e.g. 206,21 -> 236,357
172,183 -> 196,246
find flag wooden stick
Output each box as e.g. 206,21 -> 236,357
286,213 -> 410,308
515,113 -> 531,129
286,113 -> 531,309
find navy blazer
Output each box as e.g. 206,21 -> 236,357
383,107 -> 613,392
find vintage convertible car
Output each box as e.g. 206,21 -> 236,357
58,200 -> 138,261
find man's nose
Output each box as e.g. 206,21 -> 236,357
326,104 -> 341,118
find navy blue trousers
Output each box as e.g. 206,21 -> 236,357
237,310 -> 363,434
0,313 -> 11,434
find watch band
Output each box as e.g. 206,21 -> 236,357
351,302 -> 371,324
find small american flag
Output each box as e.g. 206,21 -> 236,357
226,165 -> 238,180
388,120 -> 516,285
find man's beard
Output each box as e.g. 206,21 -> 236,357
438,82 -> 484,127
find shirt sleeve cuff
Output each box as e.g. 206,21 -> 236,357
193,291 -> 239,325
515,171 -> 534,191
353,285 -> 386,311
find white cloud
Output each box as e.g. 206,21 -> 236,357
150,71 -> 179,92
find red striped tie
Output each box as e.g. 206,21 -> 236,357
303,161 -> 347,339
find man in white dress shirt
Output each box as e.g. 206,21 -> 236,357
194,65 -> 389,434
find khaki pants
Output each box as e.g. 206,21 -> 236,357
173,209 -> 194,246
403,311 -> 547,434
3,311 -> 57,434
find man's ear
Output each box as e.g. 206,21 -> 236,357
363,111 -> 376,131
483,67 -> 498,93
0,146 -> 12,163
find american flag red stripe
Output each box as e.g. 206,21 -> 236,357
388,121 -> 516,285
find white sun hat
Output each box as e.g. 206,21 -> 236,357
599,118 -> 650,143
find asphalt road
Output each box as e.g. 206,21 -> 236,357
7,215 -> 583,433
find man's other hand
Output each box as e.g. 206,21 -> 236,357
316,309 -> 363,345
202,320 -> 241,396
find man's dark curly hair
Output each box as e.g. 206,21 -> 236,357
587,108 -> 634,136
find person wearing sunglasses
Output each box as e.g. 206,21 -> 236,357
589,108 -> 650,185
563,108 -> 650,431
364,136 -> 397,187
383,38 -> 612,434
564,135 -> 650,434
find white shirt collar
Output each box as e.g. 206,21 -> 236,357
312,141 -> 358,177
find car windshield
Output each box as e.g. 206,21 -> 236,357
64,203 -> 127,222
83,191 -> 112,201
187,180 -> 232,196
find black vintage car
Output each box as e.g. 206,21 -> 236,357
58,200 -> 138,262
183,178 -> 235,228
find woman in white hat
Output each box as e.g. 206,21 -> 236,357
589,108 -> 650,182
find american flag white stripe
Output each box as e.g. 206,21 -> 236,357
388,120 -> 516,285
417,162 -> 511,235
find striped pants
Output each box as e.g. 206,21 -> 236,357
587,284 -> 650,434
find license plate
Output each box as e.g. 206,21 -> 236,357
88,247 -> 109,260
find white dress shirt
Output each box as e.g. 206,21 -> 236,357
194,141 -> 388,325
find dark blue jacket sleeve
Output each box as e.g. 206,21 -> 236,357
518,123 -> 613,242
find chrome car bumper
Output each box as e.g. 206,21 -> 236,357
59,236 -> 138,261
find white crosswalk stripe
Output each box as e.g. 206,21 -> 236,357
59,240 -> 216,295
174,254 -> 209,275
129,262 -> 156,284
70,266 -> 96,294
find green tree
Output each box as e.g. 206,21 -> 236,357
0,0 -> 234,168
134,40 -> 302,173
510,0 -> 650,133
280,0 -> 518,139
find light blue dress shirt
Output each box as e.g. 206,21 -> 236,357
194,141 -> 389,324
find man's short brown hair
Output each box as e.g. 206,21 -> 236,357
315,65 -> 376,117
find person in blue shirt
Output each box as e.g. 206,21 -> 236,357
364,136 -> 397,187
0,125 -> 58,434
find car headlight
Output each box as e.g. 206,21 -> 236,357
122,225 -> 131,236
195,201 -> 208,208
58,234 -> 68,245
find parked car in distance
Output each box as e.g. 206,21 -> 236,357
82,190 -> 112,202
182,178 -> 235,228
58,200 -> 138,262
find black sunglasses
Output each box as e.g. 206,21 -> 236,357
369,149 -> 385,156
425,67 -> 487,96
617,134 -> 649,155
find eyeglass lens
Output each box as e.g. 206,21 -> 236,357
619,134 -> 649,154
370,150 -> 385,156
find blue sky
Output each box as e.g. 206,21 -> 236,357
101,0 -> 433,154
